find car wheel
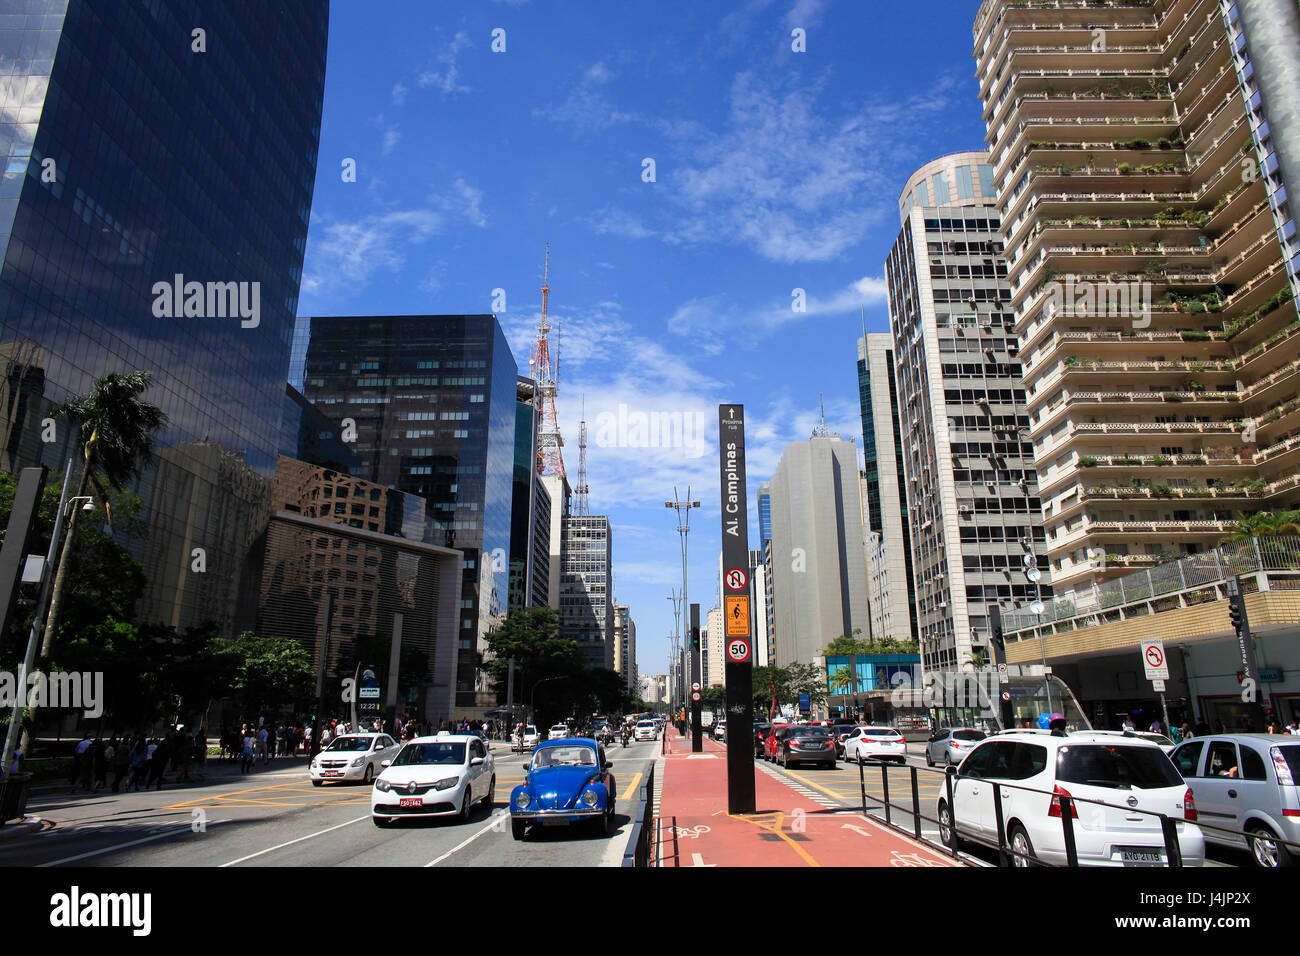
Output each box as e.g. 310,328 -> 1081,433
363,764 -> 374,785
1007,824 -> 1035,868
457,789 -> 472,823
926,750 -> 934,768
483,775 -> 495,808
1248,823 -> 1294,868
937,801 -> 958,849
511,819 -> 527,841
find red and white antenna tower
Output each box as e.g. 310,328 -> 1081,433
574,393 -> 590,515
530,244 -> 565,477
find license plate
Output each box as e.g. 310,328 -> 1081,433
323,771 -> 341,776
541,817 -> 569,827
399,797 -> 422,807
1120,848 -> 1164,866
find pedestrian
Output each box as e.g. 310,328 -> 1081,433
176,730 -> 193,783
240,728 -> 256,773
256,724 -> 268,764
70,733 -> 92,791
1288,721 -> 1299,736
111,738 -> 131,792
1149,718 -> 1163,735
147,737 -> 170,790
130,738 -> 149,791
1122,716 -> 1136,731
91,739 -> 108,791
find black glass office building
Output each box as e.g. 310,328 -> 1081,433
299,314 -> 518,709
0,0 -> 328,631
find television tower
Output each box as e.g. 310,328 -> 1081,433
574,393 -> 590,514
530,245 -> 565,477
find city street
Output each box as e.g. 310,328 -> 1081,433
0,741 -> 660,868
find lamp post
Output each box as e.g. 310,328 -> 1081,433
665,489 -> 700,744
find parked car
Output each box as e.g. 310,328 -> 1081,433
831,724 -> 858,758
926,728 -> 987,767
310,733 -> 401,786
510,739 -> 616,839
936,731 -> 1203,867
845,727 -> 907,765
371,735 -> 494,826
714,722 -> 727,742
753,722 -> 773,758
1169,733 -> 1300,868
775,726 -> 836,769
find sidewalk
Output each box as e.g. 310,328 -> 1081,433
654,731 -> 962,868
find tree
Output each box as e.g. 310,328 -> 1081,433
40,371 -> 167,660
1225,509 -> 1300,541
824,629 -> 871,657
214,630 -> 313,716
483,607 -> 579,703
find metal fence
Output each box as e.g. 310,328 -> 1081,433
1003,535 -> 1300,634
853,756 -> 1300,867
621,763 -> 656,868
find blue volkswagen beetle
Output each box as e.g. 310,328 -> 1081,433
510,738 -> 616,839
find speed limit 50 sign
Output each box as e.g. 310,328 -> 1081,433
726,637 -> 751,663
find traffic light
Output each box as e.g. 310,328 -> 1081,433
1228,596 -> 1245,632
989,604 -> 1005,653
691,624 -> 700,651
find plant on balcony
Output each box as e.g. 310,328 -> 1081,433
1223,289 -> 1297,340
1079,456 -> 1098,467
1163,392 -> 1184,402
1179,330 -> 1210,341
1245,478 -> 1267,497
1146,455 -> 1171,466
1115,456 -> 1141,465
1143,260 -> 1166,281
1117,163 -> 1135,175
1152,484 -> 1174,497
1114,139 -> 1152,150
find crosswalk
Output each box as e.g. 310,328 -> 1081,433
757,762 -> 842,811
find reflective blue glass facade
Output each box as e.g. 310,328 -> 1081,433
0,0 -> 328,632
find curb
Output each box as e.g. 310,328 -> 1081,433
0,817 -> 49,841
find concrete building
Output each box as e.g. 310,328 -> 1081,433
705,604 -> 725,687
614,604 -> 637,694
857,332 -> 920,647
638,674 -> 667,705
542,473 -> 570,609
768,432 -> 870,666
757,482 -> 776,663
972,0 -> 1300,609
749,547 -> 771,667
887,151 -> 1052,679
510,378 -> 551,612
559,514 -> 615,670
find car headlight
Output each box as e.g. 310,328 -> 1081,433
581,788 -> 599,807
351,757 -> 366,766
515,791 -> 531,809
374,779 -> 391,792
433,776 -> 459,791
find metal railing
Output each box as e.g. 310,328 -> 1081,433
852,756 -> 1300,867
621,763 -> 656,868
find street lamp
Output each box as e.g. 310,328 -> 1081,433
666,489 -> 700,739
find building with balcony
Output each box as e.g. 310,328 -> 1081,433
887,152 -> 1052,679
559,513 -> 614,670
614,603 -> 637,693
973,0 -> 1300,609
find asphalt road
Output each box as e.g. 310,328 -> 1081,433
0,740 -> 660,868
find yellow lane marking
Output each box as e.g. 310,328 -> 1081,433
618,772 -> 643,801
728,811 -> 821,867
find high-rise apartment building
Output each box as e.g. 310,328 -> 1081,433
705,604 -> 725,687
887,152 -> 1051,676
757,481 -> 777,663
510,378 -> 551,612
768,433 -> 870,665
748,547 -> 770,667
857,332 -> 920,647
614,604 -> 637,693
973,0 -> 1300,605
559,514 -> 614,670
0,0 -> 328,632
299,315 -> 517,709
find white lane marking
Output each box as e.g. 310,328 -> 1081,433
424,809 -> 509,867
218,815 -> 368,867
691,852 -> 715,867
38,820 -> 226,867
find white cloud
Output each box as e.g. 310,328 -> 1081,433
381,126 -> 401,156
587,205 -> 654,240
391,81 -> 408,107
532,60 -> 636,132
784,0 -> 827,30
418,31 -> 473,97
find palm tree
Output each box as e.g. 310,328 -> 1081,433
828,666 -> 853,695
38,371 -> 167,659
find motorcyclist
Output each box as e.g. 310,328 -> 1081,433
620,725 -> 630,747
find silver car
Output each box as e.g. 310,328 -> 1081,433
1169,734 -> 1300,868
926,728 -> 987,767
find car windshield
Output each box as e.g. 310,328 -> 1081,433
324,736 -> 373,752
793,728 -> 830,738
953,730 -> 986,741
392,742 -> 465,766
1137,733 -> 1173,746
1056,745 -> 1183,790
637,721 -> 654,728
863,728 -> 900,737
533,745 -> 598,768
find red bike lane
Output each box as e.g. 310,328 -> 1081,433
655,732 -> 962,868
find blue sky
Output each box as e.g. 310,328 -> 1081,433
297,0 -> 989,681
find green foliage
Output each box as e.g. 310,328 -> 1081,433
212,630 -> 314,715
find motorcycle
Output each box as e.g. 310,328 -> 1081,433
620,733 -> 629,748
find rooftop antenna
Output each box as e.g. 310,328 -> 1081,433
574,392 -> 590,515
530,244 -> 566,477
813,393 -> 830,438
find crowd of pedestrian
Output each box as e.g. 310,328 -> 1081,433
68,726 -> 207,794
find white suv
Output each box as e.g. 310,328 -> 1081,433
634,720 -> 657,741
936,730 -> 1204,867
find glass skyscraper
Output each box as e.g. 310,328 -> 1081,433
0,0 -> 328,632
299,314 -> 518,709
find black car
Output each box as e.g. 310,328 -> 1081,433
831,724 -> 857,758
776,726 -> 836,769
753,723 -> 772,758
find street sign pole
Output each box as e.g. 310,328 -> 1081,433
1226,574 -> 1268,730
988,606 -> 1015,730
690,603 -> 702,753
719,403 -> 755,813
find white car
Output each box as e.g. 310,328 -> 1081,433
371,735 -> 495,826
547,725 -> 570,740
634,720 -> 657,741
512,725 -> 540,751
937,730 -> 1204,867
844,727 -> 908,765
310,733 -> 400,786
714,723 -> 727,741
1087,729 -> 1176,755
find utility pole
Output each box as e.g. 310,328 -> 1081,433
665,489 -> 699,743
